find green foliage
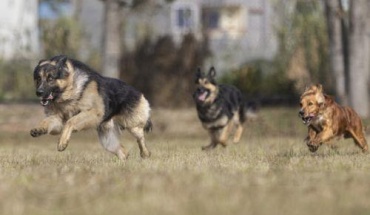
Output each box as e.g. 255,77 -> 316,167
40,17 -> 82,58
273,1 -> 330,89
0,60 -> 34,101
220,60 -> 297,102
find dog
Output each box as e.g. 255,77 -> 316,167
30,55 -> 152,160
299,84 -> 368,152
193,67 -> 255,150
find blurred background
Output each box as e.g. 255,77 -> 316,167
0,0 -> 370,117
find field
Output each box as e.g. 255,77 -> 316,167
1,104 -> 370,215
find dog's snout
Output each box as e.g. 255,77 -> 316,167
36,89 -> 44,97
298,110 -> 304,117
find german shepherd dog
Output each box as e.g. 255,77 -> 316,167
30,55 -> 152,160
193,67 -> 252,150
299,84 -> 368,152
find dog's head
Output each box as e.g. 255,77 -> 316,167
33,55 -> 73,106
299,84 -> 325,125
193,67 -> 218,105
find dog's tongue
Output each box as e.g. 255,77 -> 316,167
40,93 -> 54,106
198,91 -> 208,101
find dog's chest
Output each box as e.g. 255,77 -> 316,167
48,101 -> 81,121
197,103 -> 229,129
310,115 -> 325,131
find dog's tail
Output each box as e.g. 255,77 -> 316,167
144,119 -> 153,133
240,101 -> 259,123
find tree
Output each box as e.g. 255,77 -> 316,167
348,0 -> 369,117
324,0 -> 347,105
324,0 -> 370,117
101,0 -> 125,78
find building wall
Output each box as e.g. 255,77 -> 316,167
77,0 -> 278,73
0,0 -> 39,59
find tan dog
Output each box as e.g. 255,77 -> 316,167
299,84 -> 368,152
30,55 -> 152,160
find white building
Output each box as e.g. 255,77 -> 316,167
0,0 -> 39,60
76,0 -> 278,73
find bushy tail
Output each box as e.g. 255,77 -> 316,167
144,119 -> 153,133
240,101 -> 259,123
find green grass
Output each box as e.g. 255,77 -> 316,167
0,105 -> 370,215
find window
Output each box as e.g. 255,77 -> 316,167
177,8 -> 193,28
203,9 -> 220,29
171,2 -> 198,34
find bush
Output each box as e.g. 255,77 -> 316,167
220,60 -> 298,105
0,59 -> 35,101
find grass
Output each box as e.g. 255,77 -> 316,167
1,104 -> 370,215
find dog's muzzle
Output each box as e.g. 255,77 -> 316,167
299,110 -> 315,125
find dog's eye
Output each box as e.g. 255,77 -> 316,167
308,102 -> 313,106
47,76 -> 54,82
204,80 -> 209,84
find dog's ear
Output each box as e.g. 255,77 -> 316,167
316,84 -> 323,92
195,67 -> 203,83
315,89 -> 325,106
55,56 -> 67,69
55,56 -> 70,78
38,59 -> 48,65
208,67 -> 216,78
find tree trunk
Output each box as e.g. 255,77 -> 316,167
348,0 -> 369,117
324,0 -> 347,105
101,0 -> 122,78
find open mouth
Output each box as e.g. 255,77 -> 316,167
302,113 -> 315,125
40,92 -> 54,106
197,90 -> 209,102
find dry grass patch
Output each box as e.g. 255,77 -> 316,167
0,105 -> 370,215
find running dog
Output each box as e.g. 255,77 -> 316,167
30,55 -> 152,160
193,67 -> 254,150
299,84 -> 368,152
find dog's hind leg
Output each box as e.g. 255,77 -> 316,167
219,123 -> 234,147
233,123 -> 243,144
98,120 -> 129,161
348,129 -> 368,152
127,127 -> 151,158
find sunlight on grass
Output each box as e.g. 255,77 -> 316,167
0,105 -> 370,215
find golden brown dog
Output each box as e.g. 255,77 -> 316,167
299,84 -> 368,152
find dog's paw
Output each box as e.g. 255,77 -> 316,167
140,150 -> 151,159
30,128 -> 47,137
57,143 -> 68,151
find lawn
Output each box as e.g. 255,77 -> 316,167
0,104 -> 370,215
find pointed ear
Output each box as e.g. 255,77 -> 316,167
195,67 -> 201,83
55,56 -> 70,78
56,56 -> 68,69
208,66 -> 216,78
38,59 -> 48,65
316,84 -> 323,92
316,91 -> 325,105
196,67 -> 202,78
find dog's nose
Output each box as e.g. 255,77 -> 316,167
36,89 -> 44,97
298,110 -> 304,117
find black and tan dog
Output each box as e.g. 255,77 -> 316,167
193,67 -> 254,150
30,55 -> 152,160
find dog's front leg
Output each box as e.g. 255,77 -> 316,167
305,127 -> 317,143
57,110 -> 102,151
30,115 -> 63,137
310,128 -> 334,147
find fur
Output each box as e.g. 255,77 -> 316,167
193,67 -> 254,150
299,84 -> 368,152
30,55 -> 152,160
